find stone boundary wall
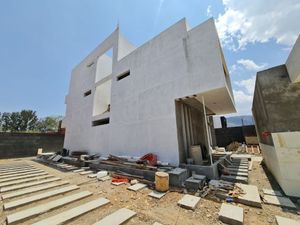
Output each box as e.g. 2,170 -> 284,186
0,132 -> 64,158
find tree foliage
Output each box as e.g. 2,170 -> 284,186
0,110 -> 61,133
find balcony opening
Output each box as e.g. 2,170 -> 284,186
92,118 -> 110,126
117,70 -> 130,81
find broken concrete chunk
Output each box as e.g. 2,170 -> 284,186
177,194 -> 200,210
219,203 -> 244,225
96,171 -> 108,180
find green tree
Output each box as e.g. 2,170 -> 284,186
1,112 -> 12,132
19,110 -> 38,131
36,116 -> 62,133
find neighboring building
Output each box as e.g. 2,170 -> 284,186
62,18 -> 236,166
252,35 -> 300,197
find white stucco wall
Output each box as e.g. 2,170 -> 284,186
63,18 -> 235,165
286,35 -> 300,83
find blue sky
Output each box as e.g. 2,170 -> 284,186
0,0 -> 298,117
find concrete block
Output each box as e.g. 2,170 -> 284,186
275,216 -> 300,225
184,177 -> 204,191
263,195 -> 297,209
168,168 -> 189,187
263,188 -> 283,197
218,203 -> 244,225
32,197 -> 110,225
177,194 -> 200,210
148,191 -> 167,199
127,183 -> 147,191
93,208 -> 136,225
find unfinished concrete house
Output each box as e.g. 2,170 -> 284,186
252,35 -> 300,197
62,18 -> 236,167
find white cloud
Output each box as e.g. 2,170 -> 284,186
237,59 -> 267,71
235,76 -> 256,95
216,0 -> 300,50
233,89 -> 253,115
206,5 -> 212,17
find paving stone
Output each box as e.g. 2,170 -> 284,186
4,185 -> 79,209
73,169 -> 85,173
88,174 -> 97,178
0,169 -> 44,178
93,208 -> 136,225
263,188 -> 283,197
263,195 -> 297,209
235,183 -> 262,208
112,182 -> 126,186
0,175 -> 54,188
0,177 -> 61,192
99,176 -> 111,181
148,191 -> 167,199
1,181 -> 69,200
177,194 -> 201,210
218,203 -> 243,225
153,223 -> 164,225
0,172 -> 48,183
275,215 -> 300,225
32,197 -> 110,225
6,191 -> 92,224
127,183 -> 147,191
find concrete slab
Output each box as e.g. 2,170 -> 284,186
0,175 -> 54,188
153,223 -> 164,225
0,166 -> 34,173
32,197 -> 110,225
227,168 -> 248,173
99,176 -> 111,181
263,188 -> 283,197
1,181 -> 69,200
275,216 -> 300,225
112,182 -> 126,186
6,191 -> 92,224
93,208 -> 136,225
79,170 -> 93,175
0,177 -> 61,192
236,183 -> 262,208
228,166 -> 248,170
228,171 -> 248,177
4,185 -> 79,209
127,183 -> 147,191
0,169 -> 43,177
218,203 -> 243,225
220,175 -> 248,184
88,174 -> 97,178
73,169 -> 85,173
0,172 -> 48,183
263,195 -> 297,209
177,194 -> 201,210
148,191 -> 167,199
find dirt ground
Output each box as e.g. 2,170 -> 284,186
0,157 -> 299,225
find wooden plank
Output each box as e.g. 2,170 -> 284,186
0,172 -> 48,183
0,169 -> 45,179
6,191 -> 92,224
0,175 -> 54,188
1,177 -> 61,193
32,197 -> 110,225
1,181 -> 69,200
4,185 -> 79,209
93,208 -> 136,225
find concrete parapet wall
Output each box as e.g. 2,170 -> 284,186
0,132 -> 64,158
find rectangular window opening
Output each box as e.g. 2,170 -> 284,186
87,61 -> 94,67
117,70 -> 130,81
84,90 -> 92,97
92,118 -> 109,126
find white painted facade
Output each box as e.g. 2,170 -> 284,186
62,18 -> 235,165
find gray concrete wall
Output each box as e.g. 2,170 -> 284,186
0,132 -> 64,158
252,65 -> 300,145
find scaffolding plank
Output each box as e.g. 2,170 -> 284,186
4,185 -> 80,209
31,197 -> 110,225
6,191 -> 92,224
0,177 -> 61,192
1,181 -> 69,200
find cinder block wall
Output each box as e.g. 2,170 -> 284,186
0,132 -> 64,158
